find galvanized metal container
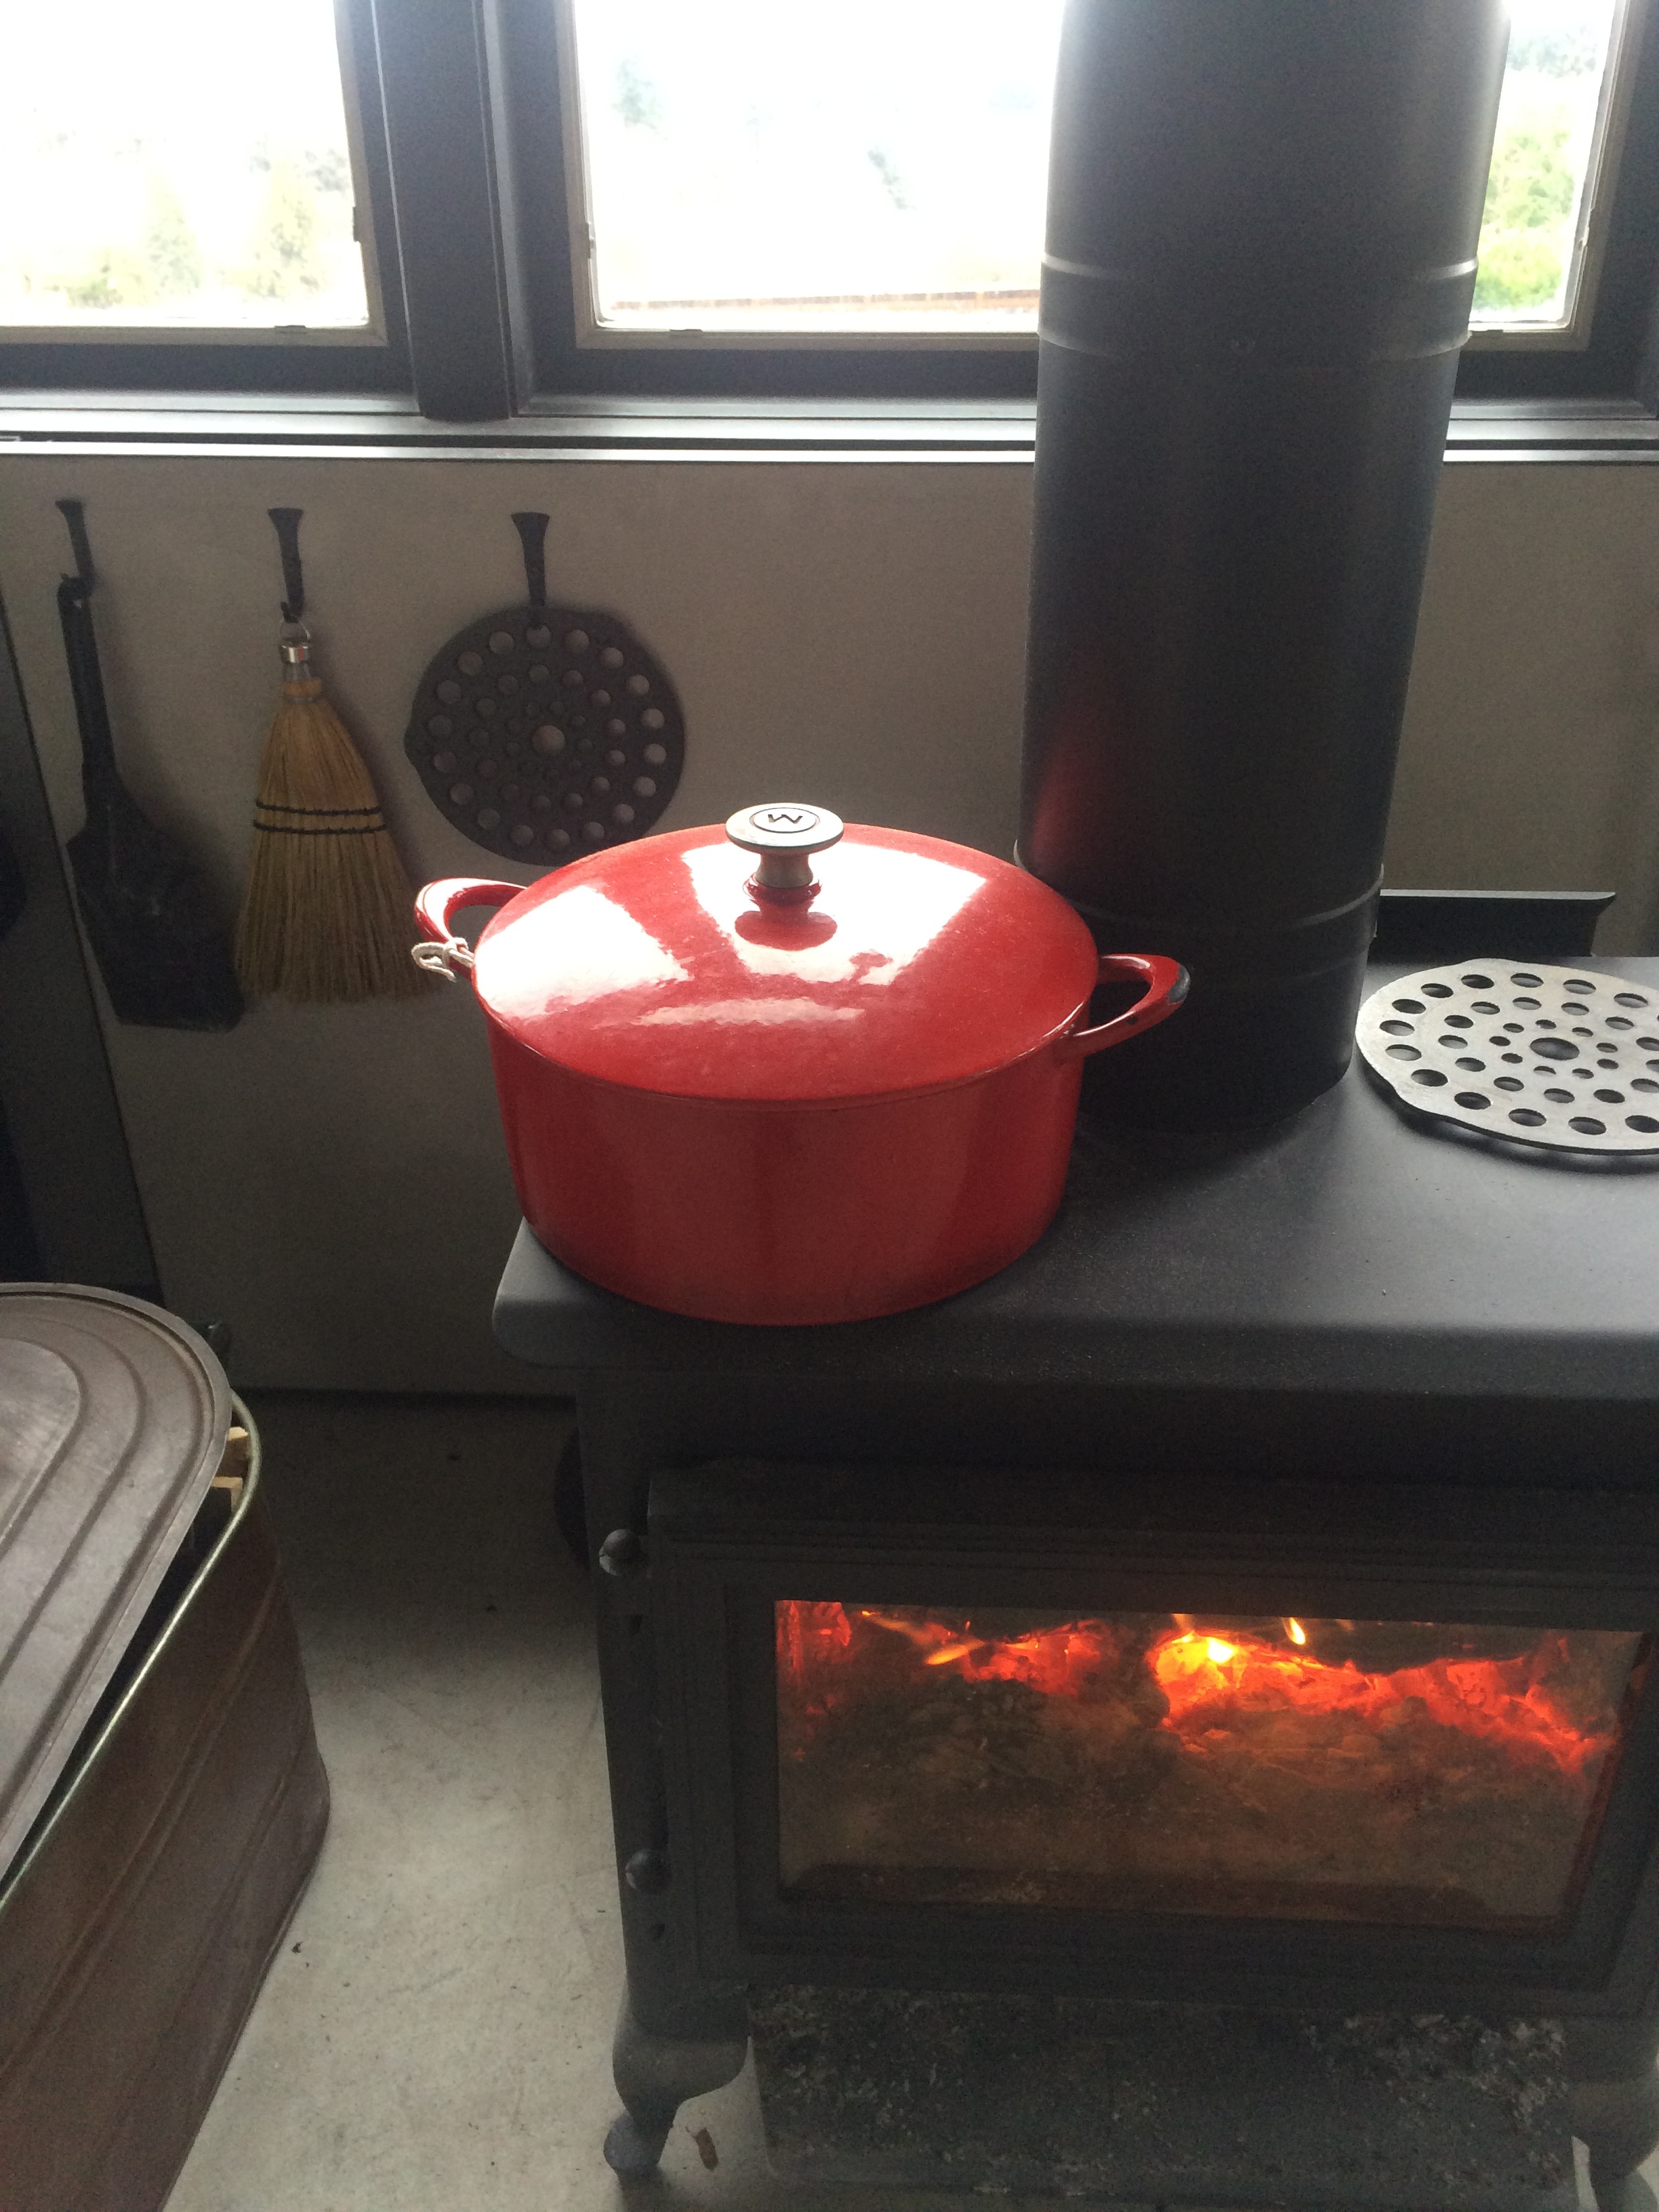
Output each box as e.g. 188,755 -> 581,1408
0,1286 -> 232,1872
0,1288 -> 327,2212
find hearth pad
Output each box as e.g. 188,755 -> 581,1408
1357,963 -> 1659,1159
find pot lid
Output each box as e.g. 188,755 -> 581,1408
0,1286 -> 230,1885
472,808 -> 1101,1101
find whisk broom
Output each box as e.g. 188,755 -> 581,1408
235,508 -> 430,1002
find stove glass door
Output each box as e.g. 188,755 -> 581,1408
775,1602 -> 1648,1928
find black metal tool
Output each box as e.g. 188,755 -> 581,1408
403,512 -> 685,867
55,499 -> 242,1030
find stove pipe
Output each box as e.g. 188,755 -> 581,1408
1020,0 -> 1509,1129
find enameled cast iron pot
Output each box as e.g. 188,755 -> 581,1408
414,804 -> 1185,1325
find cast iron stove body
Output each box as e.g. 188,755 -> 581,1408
496,958 -> 1659,2202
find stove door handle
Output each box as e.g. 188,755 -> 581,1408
1059,953 -> 1189,1061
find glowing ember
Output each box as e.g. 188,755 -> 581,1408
777,1602 -> 1626,1778
773,1601 -> 1646,1926
1148,1626 -> 1601,1778
830,1606 -> 1122,1700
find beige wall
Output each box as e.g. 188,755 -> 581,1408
1,448 -> 1656,1389
1396,459 -> 1659,951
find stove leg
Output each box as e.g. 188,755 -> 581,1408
1593,2179 -> 1659,2212
603,1990 -> 747,2176
602,2110 -> 673,2178
1572,2070 -> 1659,2211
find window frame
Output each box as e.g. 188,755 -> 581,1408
2,0 -> 1658,426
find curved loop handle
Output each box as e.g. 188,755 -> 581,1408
411,877 -> 522,981
1058,953 -> 1189,1061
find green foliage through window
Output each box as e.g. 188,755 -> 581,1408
243,163 -> 327,300
1473,98 -> 1579,314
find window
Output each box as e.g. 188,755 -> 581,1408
563,0 -> 1065,340
1458,0 -> 1659,400
0,0 -> 406,393
1468,0 -> 1635,340
3,0 -> 1658,419
3,0 -> 375,337
558,0 -> 1635,350
519,0 -> 1659,409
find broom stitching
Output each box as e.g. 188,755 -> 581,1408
255,801 -> 384,815
252,822 -> 389,836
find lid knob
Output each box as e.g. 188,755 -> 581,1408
725,802 -> 844,903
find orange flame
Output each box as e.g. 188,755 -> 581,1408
1147,1626 -> 1600,1777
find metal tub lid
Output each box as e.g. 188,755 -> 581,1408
0,1286 -> 230,1879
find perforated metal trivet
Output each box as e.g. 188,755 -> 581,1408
1357,963 -> 1659,1159
403,513 -> 684,867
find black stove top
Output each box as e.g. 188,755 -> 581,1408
496,957 -> 1659,1410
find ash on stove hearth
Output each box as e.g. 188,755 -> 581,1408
750,1989 -> 1577,2211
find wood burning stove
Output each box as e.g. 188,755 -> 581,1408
496,958 -> 1659,2206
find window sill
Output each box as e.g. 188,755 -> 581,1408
1446,398 -> 1659,453
0,390 -> 1656,459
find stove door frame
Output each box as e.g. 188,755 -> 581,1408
650,1462 -> 1659,2018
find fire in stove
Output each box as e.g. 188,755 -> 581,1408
775,1602 -> 1647,1927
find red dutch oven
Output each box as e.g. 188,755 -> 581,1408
414,804 -> 1185,1326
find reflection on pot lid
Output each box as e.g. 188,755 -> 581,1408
470,821 -> 1101,1101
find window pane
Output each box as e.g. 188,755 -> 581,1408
1473,0 -> 1622,329
569,0 -> 1065,333
1,0 -> 369,332
570,0 -> 1624,341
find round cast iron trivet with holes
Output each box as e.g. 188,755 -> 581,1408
1356,962 -> 1659,1159
403,512 -> 684,867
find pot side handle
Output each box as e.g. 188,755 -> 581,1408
1058,954 -> 1190,1061
411,877 -> 523,981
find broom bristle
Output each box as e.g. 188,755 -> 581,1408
235,678 -> 433,1004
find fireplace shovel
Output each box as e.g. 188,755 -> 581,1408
54,499 -> 242,1030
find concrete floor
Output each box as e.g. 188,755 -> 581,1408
163,1395 -> 1652,2212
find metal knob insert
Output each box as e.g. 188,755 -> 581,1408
724,802 -> 844,901
598,1528 -> 646,1577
